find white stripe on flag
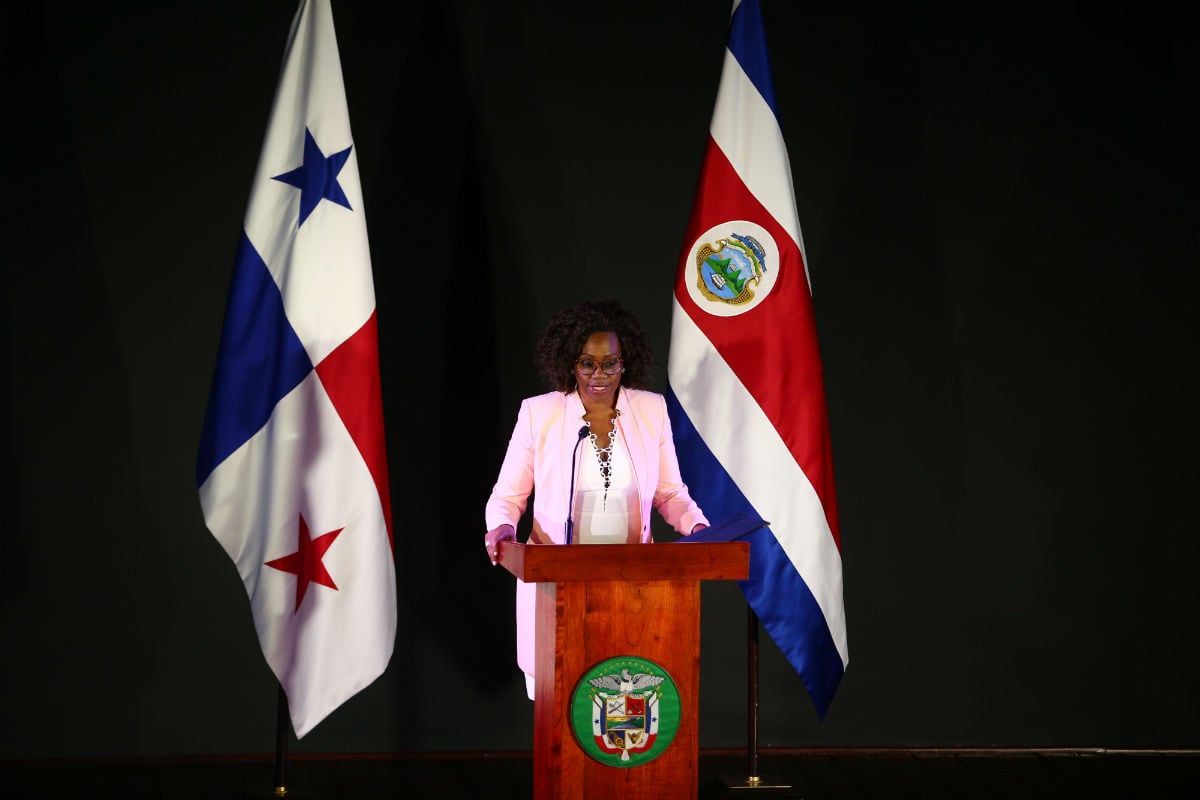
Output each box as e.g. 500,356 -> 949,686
709,49 -> 808,275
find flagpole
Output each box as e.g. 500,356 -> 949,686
716,606 -> 795,796
256,683 -> 313,799
273,683 -> 290,797
748,604 -> 760,782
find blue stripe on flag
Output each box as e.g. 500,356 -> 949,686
668,386 -> 844,717
196,232 -> 313,486
727,0 -> 778,118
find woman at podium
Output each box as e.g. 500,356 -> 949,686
484,299 -> 709,699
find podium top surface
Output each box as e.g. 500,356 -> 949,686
496,541 -> 749,583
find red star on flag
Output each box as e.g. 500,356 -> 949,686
265,515 -> 344,612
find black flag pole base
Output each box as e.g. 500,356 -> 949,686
246,684 -> 318,799
247,785 -> 317,800
244,758 -> 318,800
715,773 -> 797,797
719,607 -> 797,797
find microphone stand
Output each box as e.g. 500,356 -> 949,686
564,425 -> 588,544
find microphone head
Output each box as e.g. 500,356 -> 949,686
577,425 -> 589,439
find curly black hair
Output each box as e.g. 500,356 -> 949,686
534,299 -> 655,393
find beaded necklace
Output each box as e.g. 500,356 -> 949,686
585,409 -> 621,499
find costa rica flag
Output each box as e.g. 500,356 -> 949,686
666,0 -> 847,718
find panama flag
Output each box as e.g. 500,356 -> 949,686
666,0 -> 847,717
196,0 -> 396,738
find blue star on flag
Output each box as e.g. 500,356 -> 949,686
272,128 -> 353,227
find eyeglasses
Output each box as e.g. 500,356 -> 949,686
575,357 -> 623,376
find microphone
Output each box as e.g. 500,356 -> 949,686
564,424 -> 589,544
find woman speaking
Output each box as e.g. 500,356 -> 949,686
484,299 -> 709,698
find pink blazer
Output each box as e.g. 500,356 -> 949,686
485,387 -> 709,544
486,387 -> 709,687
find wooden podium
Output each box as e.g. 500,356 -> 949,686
498,540 -> 750,800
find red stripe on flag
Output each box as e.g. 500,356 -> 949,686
675,138 -> 840,548
315,311 -> 395,549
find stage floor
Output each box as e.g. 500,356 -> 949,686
6,747 -> 1199,799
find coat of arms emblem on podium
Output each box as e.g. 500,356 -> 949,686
570,656 -> 681,767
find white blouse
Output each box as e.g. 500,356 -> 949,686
574,428 -> 641,544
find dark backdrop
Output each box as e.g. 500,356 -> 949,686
2,0 -> 1196,760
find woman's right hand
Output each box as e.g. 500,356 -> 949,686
484,525 -> 516,565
